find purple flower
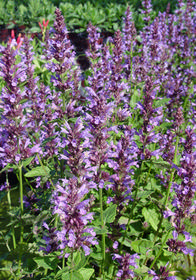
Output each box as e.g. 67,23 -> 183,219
113,253 -> 139,279
0,44 -> 37,167
0,182 -> 10,191
41,222 -> 58,254
86,22 -> 102,60
52,177 -> 97,257
148,266 -> 177,280
45,8 -> 81,102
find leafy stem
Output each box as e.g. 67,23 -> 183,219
99,187 -> 106,279
6,172 -> 16,250
144,135 -> 179,267
18,163 -> 24,277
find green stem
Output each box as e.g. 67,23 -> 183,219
130,161 -> 144,219
130,42 -> 133,96
164,135 -> 179,207
149,230 -> 171,269
70,251 -> 74,280
6,173 -> 16,250
37,154 -> 55,189
18,163 -> 24,276
62,255 -> 65,269
144,135 -> 179,267
99,187 -> 105,279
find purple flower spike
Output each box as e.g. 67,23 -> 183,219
45,8 -> 81,102
148,265 -> 177,280
52,177 -> 97,257
113,253 -> 139,280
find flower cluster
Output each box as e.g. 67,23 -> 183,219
113,253 -> 139,279
52,177 -> 97,257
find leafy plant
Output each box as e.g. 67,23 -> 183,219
0,1 -> 195,280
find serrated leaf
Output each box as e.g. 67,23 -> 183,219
134,265 -> 149,275
103,204 -> 117,224
55,267 -> 70,279
137,190 -> 154,199
34,256 -> 58,270
118,216 -> 129,225
61,272 -> 70,280
24,166 -> 50,177
22,156 -> 35,168
64,271 -> 83,280
154,98 -> 170,107
130,90 -> 140,108
79,268 -> 94,280
142,207 -> 160,231
145,160 -> 171,170
93,226 -> 108,235
74,253 -> 87,271
90,252 -> 102,261
131,239 -> 154,254
122,238 -> 132,247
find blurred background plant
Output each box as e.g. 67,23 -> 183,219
0,0 -> 184,36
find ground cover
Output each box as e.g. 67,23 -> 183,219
0,0 -> 195,279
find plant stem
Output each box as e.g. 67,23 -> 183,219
70,251 -> 74,280
144,135 -> 179,267
62,255 -> 65,269
37,154 -> 55,189
6,173 -> 16,250
99,187 -> 105,279
18,163 -> 24,276
164,135 -> 179,207
149,230 -> 171,269
130,42 -> 133,96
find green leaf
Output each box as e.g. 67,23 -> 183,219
134,265 -> 149,275
55,267 -> 70,279
103,204 -> 117,224
131,239 -> 154,254
154,98 -> 170,107
118,216 -> 129,225
122,238 -> 132,247
66,251 -> 87,271
75,253 -> 87,271
130,90 -> 140,108
61,272 -> 70,280
62,271 -> 84,280
34,256 -> 58,270
145,159 -> 171,170
79,268 -> 94,280
24,166 -> 50,177
29,26 -> 41,33
93,226 -> 108,235
137,190 -> 154,199
142,207 -> 160,231
0,163 -> 18,173
22,156 -> 35,168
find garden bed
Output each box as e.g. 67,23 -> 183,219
0,1 -> 195,280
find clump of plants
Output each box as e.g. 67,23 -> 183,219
0,0 -> 195,279
0,0 -> 179,35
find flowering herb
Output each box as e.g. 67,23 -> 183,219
0,1 -> 195,279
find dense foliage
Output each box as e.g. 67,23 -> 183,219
0,0 -> 195,279
0,0 -> 181,33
